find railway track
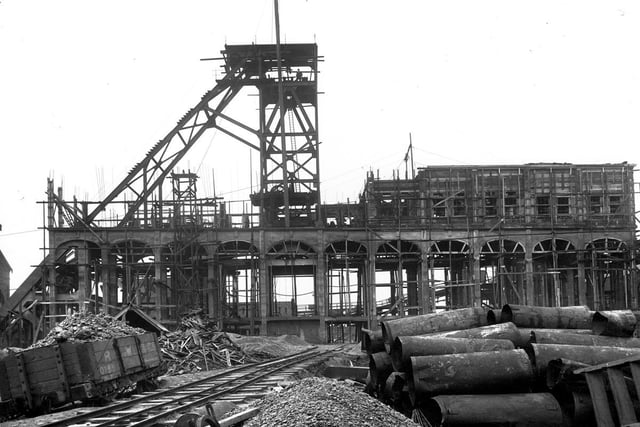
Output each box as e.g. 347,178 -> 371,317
44,346 -> 344,427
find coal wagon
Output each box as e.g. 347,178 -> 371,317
0,332 -> 165,418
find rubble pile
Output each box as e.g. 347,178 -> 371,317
158,311 -> 251,375
244,377 -> 421,427
31,311 -> 145,348
364,305 -> 640,426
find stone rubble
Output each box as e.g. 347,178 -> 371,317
30,311 -> 146,348
244,377 -> 421,427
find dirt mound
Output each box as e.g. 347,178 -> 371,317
228,334 -> 311,360
277,334 -> 309,346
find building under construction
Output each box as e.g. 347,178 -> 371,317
1,42 -> 638,346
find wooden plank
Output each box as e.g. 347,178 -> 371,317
137,333 -> 161,367
575,354 -> 640,374
606,368 -> 637,425
76,342 -> 100,381
0,359 -> 12,400
29,379 -> 68,394
629,362 -> 640,403
25,366 -> 62,382
90,339 -> 122,381
13,354 -> 32,407
59,342 -> 84,385
585,371 -> 616,427
20,346 -> 59,364
24,355 -> 60,371
2,356 -> 22,393
116,336 -> 142,372
26,345 -> 69,401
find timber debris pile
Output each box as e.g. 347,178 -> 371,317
30,311 -> 145,347
244,377 -> 421,427
158,311 -> 251,375
362,305 -> 640,426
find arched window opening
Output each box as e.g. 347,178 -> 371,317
480,239 -> 525,308
267,241 -> 316,317
376,240 -> 421,317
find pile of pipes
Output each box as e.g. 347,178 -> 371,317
362,305 -> 640,426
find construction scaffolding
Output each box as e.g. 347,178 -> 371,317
1,43 -> 638,348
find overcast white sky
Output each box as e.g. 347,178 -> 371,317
1,0 -> 639,291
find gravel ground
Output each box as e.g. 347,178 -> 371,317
0,406 -> 98,427
244,377 -> 421,427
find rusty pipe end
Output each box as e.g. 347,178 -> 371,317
422,399 -> 445,427
501,304 -> 514,323
592,311 -> 608,335
369,351 -> 392,388
380,321 -> 393,349
487,309 -> 500,325
390,337 -> 405,372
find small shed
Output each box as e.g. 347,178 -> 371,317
115,305 -> 170,335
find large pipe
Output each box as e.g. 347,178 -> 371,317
423,393 -> 564,427
425,321 -> 527,347
501,304 -> 593,329
361,329 -> 385,355
487,308 -> 501,324
552,383 -> 596,427
380,307 -> 489,351
530,329 -> 640,348
592,310 -> 637,337
382,371 -> 406,404
368,351 -> 393,392
408,349 -> 534,405
526,343 -> 640,379
391,336 -> 515,371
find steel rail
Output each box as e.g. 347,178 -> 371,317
46,346 -> 338,427
126,347 -> 335,427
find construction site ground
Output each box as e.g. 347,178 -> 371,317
0,335 -> 366,427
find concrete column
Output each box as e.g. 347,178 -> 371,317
406,267 -> 418,315
420,246 -> 432,313
47,250 -> 58,324
231,274 -> 239,313
566,269 -> 575,306
577,251 -> 587,306
259,231 -> 269,335
525,255 -> 534,305
629,239 -> 637,309
76,243 -> 90,312
152,246 -> 167,320
250,258 -> 258,334
315,247 -> 327,343
471,232 -> 482,307
367,242 -> 377,329
207,262 -> 224,328
101,245 -> 117,315
204,244 -> 217,321
525,231 -> 534,305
